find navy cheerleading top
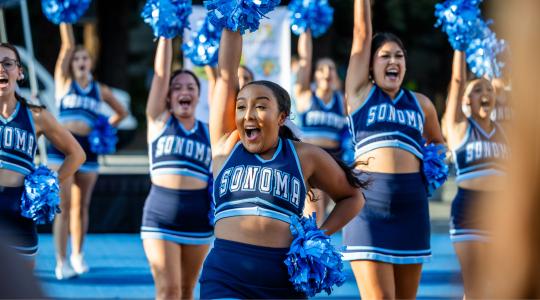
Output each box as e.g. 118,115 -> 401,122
297,91 -> 348,142
213,138 -> 307,224
452,118 -> 508,183
348,85 -> 425,160
0,101 -> 37,175
58,80 -> 102,127
149,117 -> 212,182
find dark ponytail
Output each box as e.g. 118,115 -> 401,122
278,124 -> 300,142
14,93 -> 45,110
331,154 -> 370,190
307,151 -> 369,202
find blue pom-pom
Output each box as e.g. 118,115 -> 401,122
434,0 -> 484,51
20,166 -> 61,224
465,27 -> 506,79
285,213 -> 346,297
141,0 -> 192,39
288,0 -> 334,38
88,115 -> 118,155
41,0 -> 91,24
183,17 -> 221,66
422,143 -> 449,197
434,0 -> 506,79
204,0 -> 281,35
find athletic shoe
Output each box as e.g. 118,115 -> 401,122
70,253 -> 89,274
55,261 -> 77,280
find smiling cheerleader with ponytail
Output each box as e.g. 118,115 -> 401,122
197,1 -> 366,298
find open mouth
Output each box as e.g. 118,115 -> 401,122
480,96 -> 491,108
385,69 -> 399,80
245,127 -> 261,141
0,78 -> 8,87
179,98 -> 192,108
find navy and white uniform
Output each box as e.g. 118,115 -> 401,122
297,91 -> 348,157
450,119 -> 508,242
0,101 -> 39,257
342,84 -> 431,264
48,80 -> 102,173
199,138 -> 307,299
141,118 -> 213,245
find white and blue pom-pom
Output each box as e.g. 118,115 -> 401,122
88,115 -> 118,155
20,166 -> 61,224
183,17 -> 221,66
204,0 -> 281,35
434,0 -> 506,79
422,143 -> 449,197
285,213 -> 346,297
141,0 -> 192,39
289,0 -> 334,38
41,0 -> 92,24
434,0 -> 484,51
465,27 -> 506,79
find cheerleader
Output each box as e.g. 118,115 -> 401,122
141,37 -> 213,300
198,28 -> 365,299
0,43 -> 84,265
445,50 -> 508,298
50,23 -> 127,279
342,0 -> 445,298
294,29 -> 348,225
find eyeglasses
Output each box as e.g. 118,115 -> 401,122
0,59 -> 19,71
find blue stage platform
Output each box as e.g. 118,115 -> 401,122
35,232 -> 462,299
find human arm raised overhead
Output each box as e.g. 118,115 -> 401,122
209,29 -> 241,148
294,29 -> 313,112
345,0 -> 373,114
146,37 -> 172,122
54,23 -> 76,94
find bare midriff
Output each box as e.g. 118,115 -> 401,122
215,216 -> 293,248
302,137 -> 340,150
62,120 -> 92,136
0,169 -> 25,187
151,174 -> 208,190
355,147 -> 421,174
458,175 -> 505,192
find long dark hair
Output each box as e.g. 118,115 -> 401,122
0,43 -> 45,110
241,80 -> 369,192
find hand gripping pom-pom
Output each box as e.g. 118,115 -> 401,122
204,0 -> 281,35
285,213 -> 346,297
288,0 -> 334,38
20,166 -> 61,224
41,0 -> 91,24
183,17 -> 221,66
88,115 -> 118,155
422,143 -> 449,197
141,0 -> 192,39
